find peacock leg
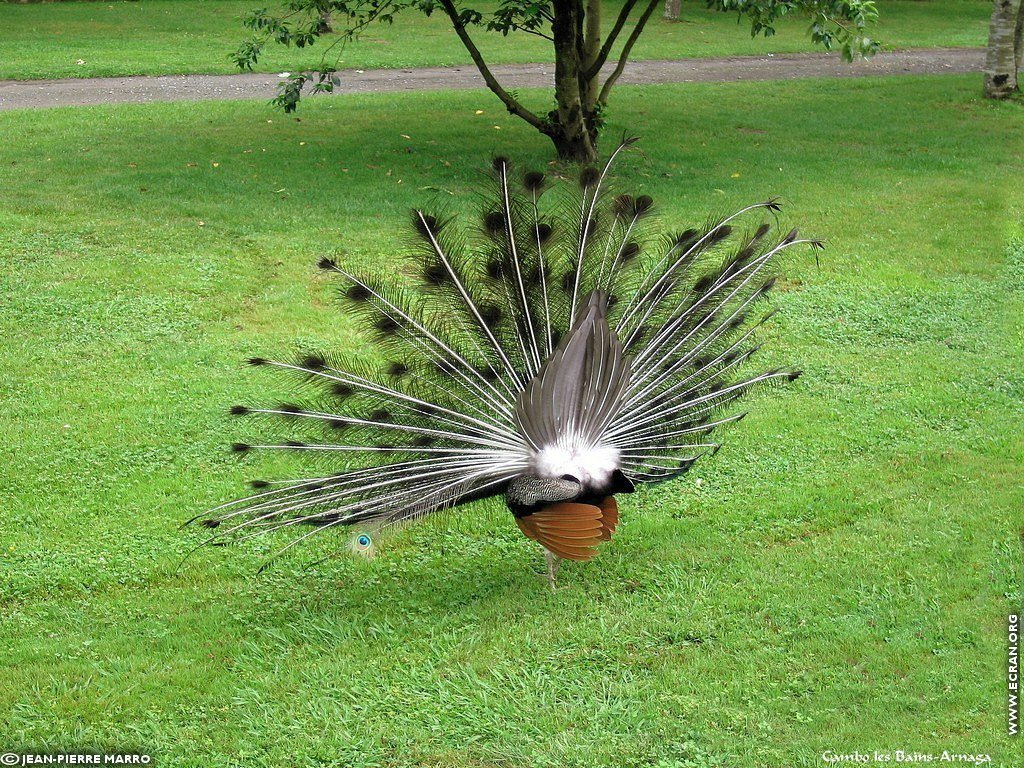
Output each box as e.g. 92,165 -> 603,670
544,549 -> 562,590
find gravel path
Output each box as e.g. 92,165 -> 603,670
0,47 -> 985,111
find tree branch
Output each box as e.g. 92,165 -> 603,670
584,0 -> 639,80
598,0 -> 659,105
437,0 -> 547,130
513,24 -> 555,41
316,2 -> 397,73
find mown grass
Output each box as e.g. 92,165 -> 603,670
1,75 -> 1023,766
0,0 -> 993,80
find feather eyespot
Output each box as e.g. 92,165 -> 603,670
301,354 -> 327,371
477,366 -> 500,383
484,211 -> 505,234
331,383 -> 354,399
423,264 -> 448,285
352,533 -> 375,559
479,304 -> 502,327
523,171 -> 545,192
375,316 -> 400,335
345,284 -> 372,302
413,212 -> 439,238
635,195 -> 654,215
709,224 -> 733,245
612,194 -> 633,219
579,166 -> 601,188
560,269 -> 577,293
692,275 -> 714,295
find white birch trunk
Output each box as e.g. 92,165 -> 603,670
984,0 -> 1023,98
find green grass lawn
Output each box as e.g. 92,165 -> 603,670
0,0 -> 993,80
2,76 -> 1023,766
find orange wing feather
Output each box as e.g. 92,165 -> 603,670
514,496 -> 620,561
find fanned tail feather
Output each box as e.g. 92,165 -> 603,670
195,139 -> 814,564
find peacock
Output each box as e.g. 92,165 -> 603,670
194,140 -> 818,586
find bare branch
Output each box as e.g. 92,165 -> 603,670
316,2 -> 397,72
512,24 -> 555,41
598,0 -> 660,105
437,0 -> 548,130
584,0 -> 639,80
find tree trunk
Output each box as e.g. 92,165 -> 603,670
582,0 -> 602,111
664,0 -> 682,21
984,0 -> 1022,98
1015,0 -> 1024,73
548,125 -> 599,162
548,0 -> 600,162
317,10 -> 333,34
